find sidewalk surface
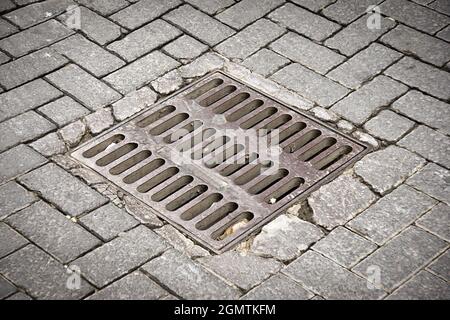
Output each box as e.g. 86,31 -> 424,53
0,0 -> 449,300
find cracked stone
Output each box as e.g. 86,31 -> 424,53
310,106 -> 339,122
308,171 -> 378,230
198,251 -> 282,291
151,70 -> 183,95
354,146 -> 426,195
29,132 -> 66,157
179,53 -> 226,78
123,195 -> 164,227
155,225 -> 209,258
85,108 -> 114,135
59,120 -> 86,147
352,131 -> 379,148
337,120 -> 355,134
250,214 -> 324,261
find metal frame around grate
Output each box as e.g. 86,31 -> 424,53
71,71 -> 370,253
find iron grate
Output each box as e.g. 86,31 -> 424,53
71,71 -> 370,253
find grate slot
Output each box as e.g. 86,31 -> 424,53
248,169 -> 289,195
239,107 -> 278,130
185,78 -> 224,100
226,99 -> 264,122
313,145 -> 353,170
123,158 -> 165,184
234,161 -> 273,186
149,113 -> 189,136
204,144 -> 245,169
219,153 -> 259,177
195,202 -> 239,231
284,129 -> 321,153
213,92 -> 250,114
163,120 -> 203,144
191,135 -> 229,160
199,85 -> 237,107
109,150 -> 152,175
166,185 -> 208,211
278,122 -> 307,145
137,105 -> 176,128
82,134 -> 125,158
136,167 -> 179,193
212,212 -> 254,241
151,175 -> 194,202
96,143 -> 138,167
180,193 -> 224,221
298,137 -> 337,162
258,114 -> 293,135
265,177 -> 305,204
177,127 -> 216,153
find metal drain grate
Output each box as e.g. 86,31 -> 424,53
71,71 -> 370,253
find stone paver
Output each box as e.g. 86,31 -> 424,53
0,181 -> 36,220
325,16 -> 395,56
165,5 -> 234,46
154,225 -> 209,258
142,249 -> 240,300
270,32 -> 345,74
0,222 -> 28,259
327,44 -> 402,89
79,203 -> 139,242
0,275 -> 16,299
242,49 -> 289,77
379,0 -> 449,34
271,63 -> 350,107
331,75 -> 408,125
216,19 -> 284,60
87,272 -> 168,300
406,163 -> 450,206
51,34 -> 126,77
354,145 -> 426,195
7,201 -> 101,263
0,48 -> 67,90
0,79 -> 61,123
111,0 -> 181,30
3,0 -> 74,29
312,227 -> 377,268
186,0 -> 234,15
0,18 -> 17,39
241,274 -> 313,300
216,0 -> 283,29
416,204 -> 450,242
322,0 -> 383,25
347,185 -> 437,245
308,172 -> 378,230
112,86 -> 157,121
29,132 -> 66,157
0,20 -> 73,57
364,110 -> 414,142
353,226 -> 447,292
38,96 -> 89,127
381,24 -> 450,67
18,163 -> 108,216
250,214 -> 324,261
103,51 -> 180,94
46,64 -> 121,110
385,57 -> 450,100
76,0 -> 129,16
398,126 -> 450,169
163,35 -> 208,61
0,144 -> 47,184
107,20 -> 181,62
427,250 -> 450,281
73,225 -> 168,287
0,245 -> 94,299
268,3 -> 340,41
0,111 -> 55,152
6,292 -> 33,300
387,270 -> 450,300
198,251 -> 282,291
283,251 -> 386,300
85,108 -> 114,134
392,90 -> 450,136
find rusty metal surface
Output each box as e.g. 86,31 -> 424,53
71,71 -> 370,253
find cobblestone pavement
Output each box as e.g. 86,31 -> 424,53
0,0 -> 449,300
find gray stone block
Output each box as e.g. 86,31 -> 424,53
352,226 -> 447,291
198,251 -> 282,291
29,132 -> 66,157
73,225 -> 168,287
76,0 -> 129,16
0,275 -> 16,299
242,49 -> 289,77
18,163 -> 108,216
38,96 -> 89,127
112,86 -> 157,121
142,249 -> 240,299
46,64 -> 121,110
80,203 -> 139,242
416,203 -> 450,242
427,250 -> 450,281
185,0 -> 234,14
398,126 -> 450,169
387,271 -> 449,300
406,163 -> 450,205
0,245 -> 94,299
7,201 -> 101,263
354,145 -> 425,195
163,35 -> 208,61
347,185 -> 437,245
322,0 -> 383,25
283,251 -> 386,299
312,227 -> 377,268
308,172 -> 378,230
0,181 -> 36,220
363,110 -> 414,142
0,222 -> 28,259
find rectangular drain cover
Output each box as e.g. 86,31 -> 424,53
72,71 -> 370,253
